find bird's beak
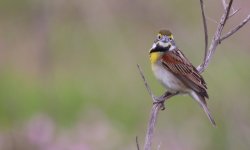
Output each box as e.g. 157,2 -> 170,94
160,36 -> 168,43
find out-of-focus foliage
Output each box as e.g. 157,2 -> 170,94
0,0 -> 249,149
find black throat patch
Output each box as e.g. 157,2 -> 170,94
150,44 -> 171,53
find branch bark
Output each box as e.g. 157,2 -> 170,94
197,0 -> 233,73
200,0 -> 209,62
138,0 -> 250,150
220,14 -> 250,42
136,136 -> 140,150
137,64 -> 178,150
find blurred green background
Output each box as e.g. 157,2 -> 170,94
0,0 -> 250,149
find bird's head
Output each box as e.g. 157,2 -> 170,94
149,29 -> 176,53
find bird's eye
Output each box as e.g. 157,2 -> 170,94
157,34 -> 162,40
169,35 -> 174,41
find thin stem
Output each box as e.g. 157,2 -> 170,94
221,0 -> 239,17
220,14 -> 250,42
136,136 -> 140,150
144,104 -> 161,150
137,65 -> 178,150
222,0 -> 233,26
137,64 -> 154,100
200,0 -> 209,63
229,8 -> 240,18
197,0 -> 234,73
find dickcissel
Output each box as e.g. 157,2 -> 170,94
149,29 -> 216,126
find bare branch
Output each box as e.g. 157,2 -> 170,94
222,0 -> 233,26
229,8 -> 240,18
197,0 -> 233,73
137,64 -> 161,150
137,64 -> 154,100
143,92 -> 178,150
144,104 -> 161,150
221,0 -> 239,17
137,64 -> 178,150
136,136 -> 140,150
222,0 -> 227,10
220,14 -> 250,41
200,0 -> 209,62
198,0 -> 250,73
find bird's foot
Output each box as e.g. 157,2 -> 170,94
153,95 -> 166,110
152,91 -> 177,110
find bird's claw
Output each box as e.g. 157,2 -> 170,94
153,95 -> 166,110
153,100 -> 165,110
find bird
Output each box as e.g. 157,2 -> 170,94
149,29 -> 216,127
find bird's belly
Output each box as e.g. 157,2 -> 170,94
152,64 -> 188,93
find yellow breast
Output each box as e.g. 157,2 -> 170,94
150,52 -> 161,64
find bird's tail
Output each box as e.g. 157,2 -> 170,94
190,91 -> 216,127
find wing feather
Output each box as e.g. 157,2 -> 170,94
161,49 -> 208,98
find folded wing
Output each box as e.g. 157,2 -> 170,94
161,49 -> 208,99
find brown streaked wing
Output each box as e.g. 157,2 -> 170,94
161,49 -> 208,98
